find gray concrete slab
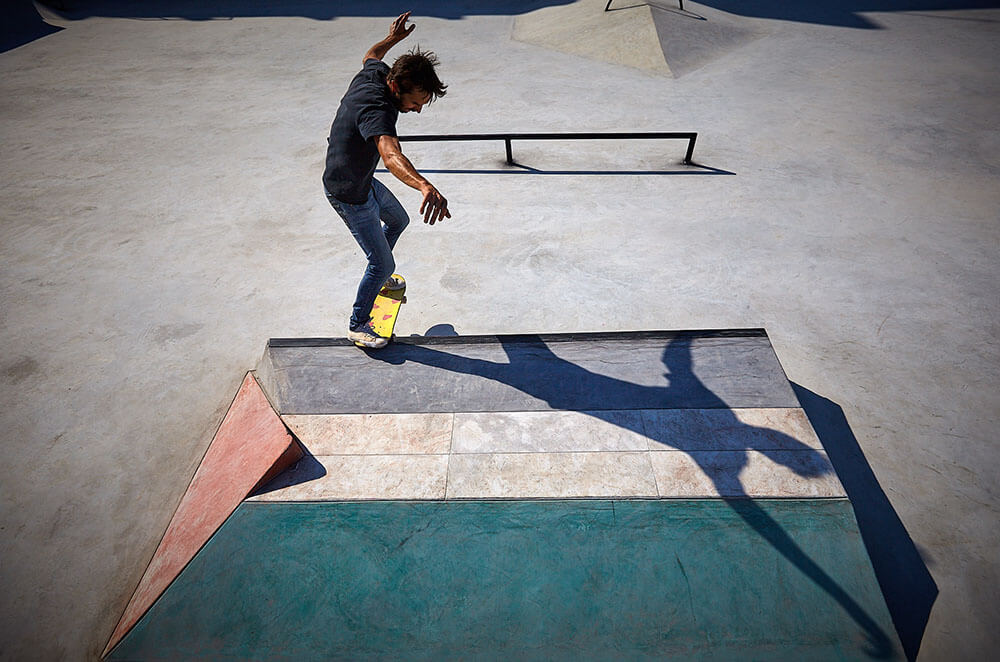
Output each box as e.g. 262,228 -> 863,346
257,331 -> 799,413
0,1 -> 998,660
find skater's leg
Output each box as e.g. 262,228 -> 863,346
372,178 -> 409,250
326,187 -> 395,331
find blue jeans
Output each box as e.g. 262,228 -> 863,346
326,179 -> 410,330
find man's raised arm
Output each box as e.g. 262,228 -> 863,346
376,135 -> 451,225
364,11 -> 414,63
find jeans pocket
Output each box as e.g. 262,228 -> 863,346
325,191 -> 356,228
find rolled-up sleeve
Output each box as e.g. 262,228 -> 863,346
357,101 -> 397,141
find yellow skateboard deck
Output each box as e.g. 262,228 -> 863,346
359,274 -> 405,346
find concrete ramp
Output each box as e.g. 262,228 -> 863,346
513,0 -> 769,78
651,3 -> 770,77
253,330 -> 845,500
106,331 -> 903,660
513,0 -> 672,75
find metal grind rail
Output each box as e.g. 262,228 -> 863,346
397,132 -> 699,166
606,0 -> 685,11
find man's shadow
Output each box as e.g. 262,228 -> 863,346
369,334 -> 897,658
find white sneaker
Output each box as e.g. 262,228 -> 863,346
348,319 -> 389,349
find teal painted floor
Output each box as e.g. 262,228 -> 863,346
109,499 -> 902,661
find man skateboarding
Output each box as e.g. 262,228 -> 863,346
323,11 -> 450,349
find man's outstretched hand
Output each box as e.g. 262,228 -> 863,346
389,11 -> 415,44
420,184 -> 451,225
365,11 -> 415,62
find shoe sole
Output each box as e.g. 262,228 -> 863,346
353,340 -> 388,349
350,334 -> 389,349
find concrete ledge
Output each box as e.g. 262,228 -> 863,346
256,330 -> 800,415
250,407 -> 844,501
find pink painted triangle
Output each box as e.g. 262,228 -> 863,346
103,372 -> 301,656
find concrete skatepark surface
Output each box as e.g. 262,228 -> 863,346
1,0 -> 998,659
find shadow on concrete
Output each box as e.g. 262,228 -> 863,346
250,451 -> 327,497
792,383 -> 937,661
363,335 -> 901,658
696,0 -> 1000,29
420,323 -> 460,336
34,0 -> 575,21
3,1 -> 63,53
42,0 -> 1000,25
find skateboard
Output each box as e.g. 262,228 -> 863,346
356,274 -> 406,347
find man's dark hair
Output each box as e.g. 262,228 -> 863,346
387,46 -> 447,101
